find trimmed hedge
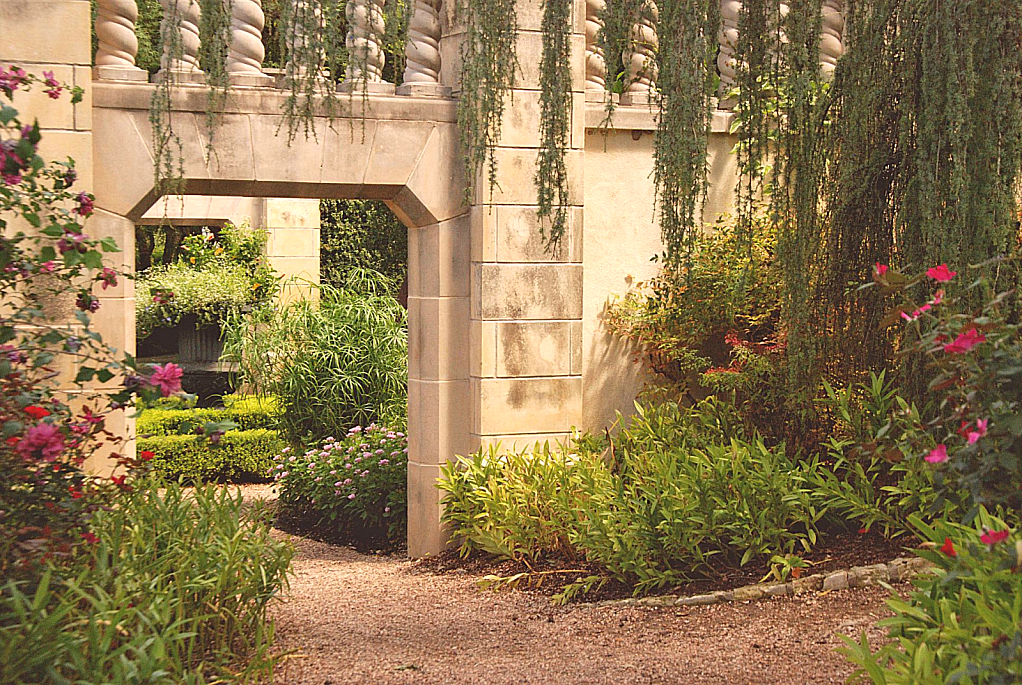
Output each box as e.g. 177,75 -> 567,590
139,429 -> 284,481
138,395 -> 280,436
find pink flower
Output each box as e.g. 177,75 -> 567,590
980,529 -> 1010,546
16,423 -> 65,461
925,444 -> 949,464
926,264 -> 957,282
931,289 -> 945,306
939,537 -> 957,557
39,261 -> 57,273
901,303 -> 932,322
74,192 -> 94,217
966,419 -> 989,446
873,263 -> 889,279
347,492 -> 356,500
96,267 -> 118,290
43,71 -> 61,99
944,328 -> 986,354
147,362 -> 183,397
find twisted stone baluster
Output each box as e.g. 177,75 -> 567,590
585,0 -> 608,100
717,0 -> 740,105
620,0 -> 658,105
397,0 -> 451,95
95,0 -> 149,80
158,0 -> 205,82
340,0 -> 394,93
819,0 -> 844,79
284,0 -> 326,83
228,0 -> 273,85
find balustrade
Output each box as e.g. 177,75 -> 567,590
228,0 -> 274,86
584,0 -> 608,100
157,0 -> 205,83
397,0 -> 451,96
620,0 -> 658,106
95,0 -> 148,81
819,0 -> 845,79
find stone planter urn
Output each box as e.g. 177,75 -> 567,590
177,316 -> 224,363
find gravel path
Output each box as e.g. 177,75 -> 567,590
269,532 -> 899,684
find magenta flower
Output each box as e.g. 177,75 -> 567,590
347,493 -> 356,500
926,264 -> 957,282
43,71 -> 61,99
16,423 -> 65,461
76,293 -> 100,313
96,267 -> 118,290
980,529 -> 1010,546
901,303 -> 932,322
944,328 -> 986,354
925,444 -> 949,464
966,419 -> 989,446
74,192 -> 94,216
873,263 -> 889,278
147,362 -> 183,396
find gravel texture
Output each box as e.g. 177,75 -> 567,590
263,513 -> 903,684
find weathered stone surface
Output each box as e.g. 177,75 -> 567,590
733,584 -> 767,602
791,575 -> 824,595
675,593 -> 720,607
765,583 -> 791,597
848,564 -> 889,588
822,571 -> 849,592
473,376 -> 583,435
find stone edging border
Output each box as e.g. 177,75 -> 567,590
591,556 -> 935,608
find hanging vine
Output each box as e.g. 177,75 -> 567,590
279,0 -> 344,141
199,0 -> 233,158
535,0 -> 573,244
149,0 -> 185,199
652,0 -> 720,274
456,0 -> 519,201
597,0 -> 643,122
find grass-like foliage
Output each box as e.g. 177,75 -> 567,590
222,271 -> 407,443
439,399 -> 825,600
0,480 -> 293,684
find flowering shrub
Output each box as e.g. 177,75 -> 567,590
872,261 -> 1022,513
274,423 -> 409,544
840,511 -> 1021,684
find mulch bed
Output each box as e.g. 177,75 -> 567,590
414,528 -> 915,602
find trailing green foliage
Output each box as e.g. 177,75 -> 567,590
439,400 -> 825,600
222,273 -> 407,442
651,0 -> 720,273
455,0 -> 518,202
0,480 -> 292,684
839,512 -> 1021,685
274,425 -> 409,545
139,429 -> 284,481
535,0 -> 572,243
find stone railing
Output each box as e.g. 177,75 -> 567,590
92,0 -> 451,96
583,0 -> 847,109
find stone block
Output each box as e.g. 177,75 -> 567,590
319,119 -> 377,195
90,296 -> 135,359
675,593 -> 720,607
822,571 -> 849,592
36,130 -> 92,179
250,115 -> 323,184
266,227 -> 319,258
92,109 -> 156,217
473,263 -> 583,320
494,206 -> 570,263
399,123 -> 467,226
267,256 -> 319,283
409,296 -> 471,381
570,320 -> 582,375
74,65 -> 92,131
848,564 -> 889,588
265,198 -> 322,230
513,33 -> 585,92
496,321 -> 572,377
473,376 -> 582,435
791,574 -> 824,595
0,0 -> 92,64
408,379 -> 473,465
733,584 -> 767,601
364,120 -> 434,188
474,432 -> 572,453
406,461 -> 449,557
474,148 -> 584,207
9,64 -> 75,130
470,320 -> 497,378
196,114 -> 258,182
85,210 -> 135,298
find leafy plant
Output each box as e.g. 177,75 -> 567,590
840,512 -> 1021,685
274,424 -> 408,544
138,429 -> 283,482
320,199 -> 407,290
222,272 -> 407,442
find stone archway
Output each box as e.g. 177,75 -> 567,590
92,83 -> 471,556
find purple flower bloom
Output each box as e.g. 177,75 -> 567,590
343,478 -> 352,485
378,459 -> 389,466
16,423 -> 64,461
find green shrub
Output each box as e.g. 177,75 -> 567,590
840,512 -> 1021,684
222,274 -> 407,442
320,200 -> 408,290
274,424 -> 409,544
137,396 -> 280,436
439,402 -> 825,599
139,429 -> 283,481
0,480 -> 292,684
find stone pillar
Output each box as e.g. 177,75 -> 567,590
261,199 -> 321,304
94,0 -> 149,81
584,0 -> 608,101
227,0 -> 274,86
340,0 -> 394,93
819,0 -> 844,79
1,0 -> 134,473
396,0 -> 451,96
157,0 -> 205,83
619,0 -> 657,106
